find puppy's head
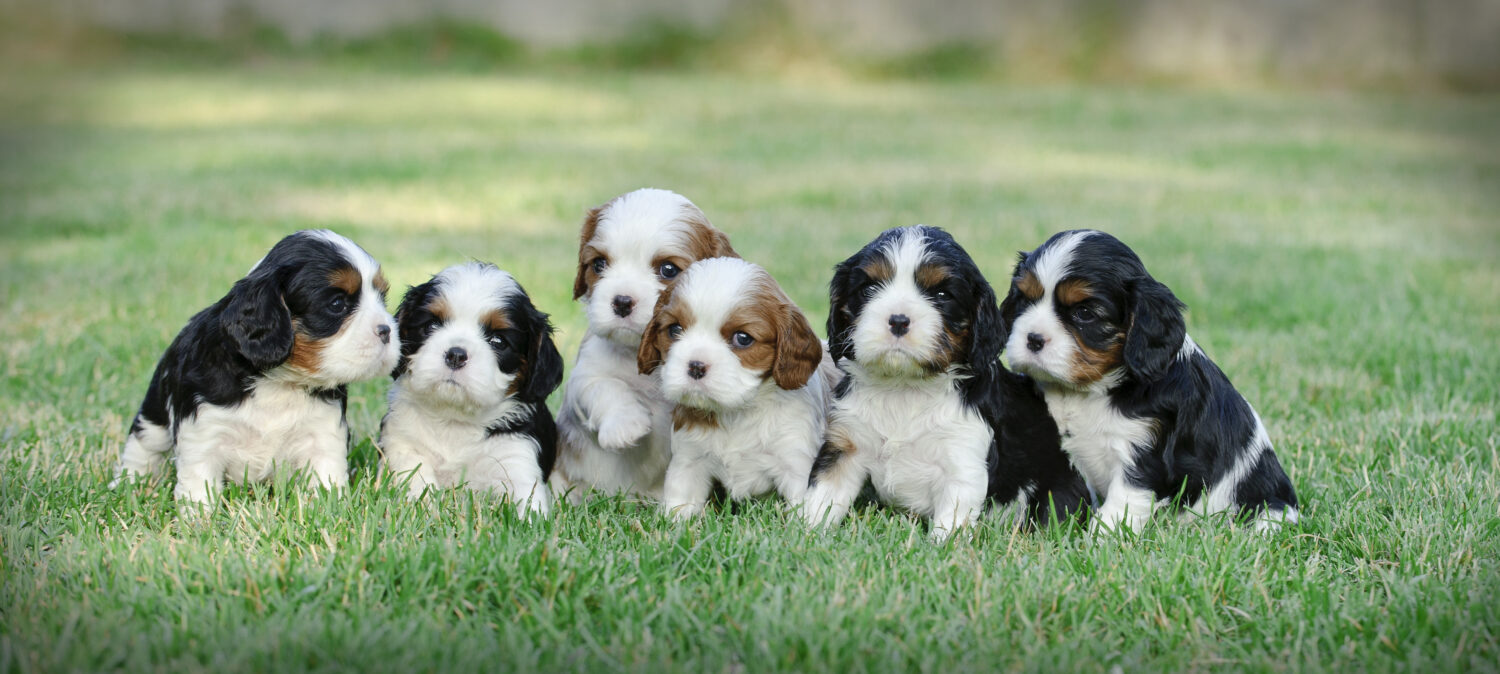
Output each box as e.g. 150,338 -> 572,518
1001,230 -> 1186,388
221,229 -> 399,388
572,188 -> 737,346
637,258 -> 821,412
393,262 -> 563,412
826,226 -> 1004,380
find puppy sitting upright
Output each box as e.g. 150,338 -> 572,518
380,262 -> 562,515
112,230 -> 400,508
804,226 -> 1089,541
552,189 -> 738,502
1001,230 -> 1299,533
637,257 -> 831,519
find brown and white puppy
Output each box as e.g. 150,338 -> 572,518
1001,229 -> 1298,533
552,188 -> 738,502
112,230 -> 400,508
379,262 -> 562,515
636,257 -> 834,519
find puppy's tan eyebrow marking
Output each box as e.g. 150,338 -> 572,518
915,263 -> 951,289
481,308 -> 511,332
427,296 -> 451,322
861,257 -> 895,284
329,266 -> 362,295
1015,270 -> 1044,301
1056,278 -> 1094,306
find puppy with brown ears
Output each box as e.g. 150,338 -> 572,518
552,189 -> 739,502
637,257 -> 834,519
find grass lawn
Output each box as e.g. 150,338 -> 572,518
1,62 -> 1497,673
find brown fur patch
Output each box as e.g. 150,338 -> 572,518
915,262 -> 951,289
678,206 -> 738,260
860,257 -> 895,285
1015,270 -> 1043,301
372,269 -> 390,295
480,308 -> 512,332
824,424 -> 857,459
927,324 -> 970,373
1056,279 -> 1095,306
285,319 -> 349,375
426,296 -> 451,322
572,205 -> 605,300
724,274 -> 821,390
673,406 -> 719,431
1066,333 -> 1125,385
329,266 -> 361,296
637,287 -> 696,375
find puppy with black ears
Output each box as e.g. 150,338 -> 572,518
804,225 -> 1089,541
1001,229 -> 1299,533
379,262 -> 563,515
552,188 -> 739,502
112,230 -> 400,508
636,257 -> 834,520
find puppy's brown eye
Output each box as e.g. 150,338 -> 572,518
328,296 -> 348,315
658,262 -> 680,280
730,332 -> 754,348
1072,306 -> 1098,324
591,258 -> 608,274
668,324 -> 684,340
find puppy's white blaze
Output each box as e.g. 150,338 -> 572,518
584,189 -> 702,342
1005,230 -> 1097,385
658,259 -> 766,410
404,264 -> 523,415
855,229 -> 944,375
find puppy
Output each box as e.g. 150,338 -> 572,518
1001,229 -> 1299,533
804,226 -> 1089,541
552,188 -> 738,502
636,257 -> 831,519
112,230 -> 400,507
379,262 -> 563,514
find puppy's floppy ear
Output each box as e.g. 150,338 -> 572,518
221,267 -> 293,371
967,278 -> 1005,373
1124,277 -> 1187,381
391,278 -> 440,379
706,228 -> 738,259
825,258 -> 856,363
517,302 -> 564,404
680,207 -> 739,260
772,304 -> 823,390
636,285 -> 676,375
572,206 -> 603,300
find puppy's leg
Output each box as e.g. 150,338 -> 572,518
111,415 -> 172,487
575,378 -> 653,452
471,437 -> 552,518
381,443 -> 437,499
173,450 -> 223,515
1092,473 -> 1157,535
802,429 -> 866,528
303,422 -> 351,493
929,483 -> 985,543
661,454 -> 714,521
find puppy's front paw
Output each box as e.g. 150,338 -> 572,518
596,407 -> 652,451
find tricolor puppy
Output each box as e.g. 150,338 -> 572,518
379,262 -> 562,514
553,188 -> 738,502
112,230 -> 400,508
636,257 -> 832,519
804,226 -> 1089,541
1001,229 -> 1299,533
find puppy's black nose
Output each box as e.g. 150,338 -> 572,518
376,324 -> 392,344
444,347 -> 468,370
888,314 -> 910,336
687,360 -> 708,380
1026,333 -> 1046,353
612,295 -> 635,318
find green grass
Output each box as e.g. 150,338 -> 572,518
2,62 -> 1498,673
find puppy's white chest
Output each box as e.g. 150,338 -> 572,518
1043,388 -> 1154,493
182,382 -> 344,481
836,379 -> 989,512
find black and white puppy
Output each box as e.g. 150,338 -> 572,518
112,230 -> 400,507
636,257 -> 833,520
379,262 -> 563,515
804,226 -> 1089,541
552,188 -> 739,502
1001,229 -> 1299,533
